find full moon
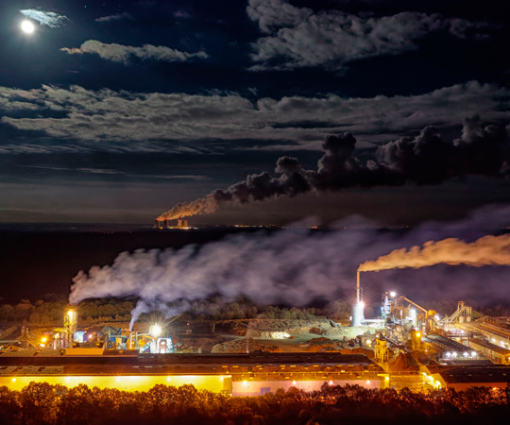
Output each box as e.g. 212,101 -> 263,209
21,20 -> 35,34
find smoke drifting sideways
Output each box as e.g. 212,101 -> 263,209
359,234 -> 510,273
157,116 -> 510,220
71,205 -> 510,329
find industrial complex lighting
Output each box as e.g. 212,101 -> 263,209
41,337 -> 47,343
390,291 -> 396,297
150,324 -> 162,337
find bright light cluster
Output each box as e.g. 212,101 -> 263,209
445,351 -> 477,358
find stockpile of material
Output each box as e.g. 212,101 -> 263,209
388,353 -> 419,371
246,319 -> 346,338
211,338 -> 284,353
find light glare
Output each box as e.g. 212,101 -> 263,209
150,324 -> 162,337
21,20 -> 35,34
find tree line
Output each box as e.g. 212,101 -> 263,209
0,382 -> 509,425
0,295 -> 506,327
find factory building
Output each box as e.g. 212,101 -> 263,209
426,366 -> 510,391
466,338 -> 510,364
421,334 -> 480,362
153,219 -> 189,229
0,353 -> 386,395
457,321 -> 510,350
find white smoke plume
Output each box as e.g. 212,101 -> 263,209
20,9 -> 68,28
359,234 -> 510,272
128,300 -> 190,330
70,206 -> 510,328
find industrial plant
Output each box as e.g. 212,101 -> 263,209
1,268 -> 510,395
154,218 -> 190,230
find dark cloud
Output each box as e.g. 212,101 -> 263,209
247,0 -> 495,71
377,116 -> 510,183
159,117 -> 510,219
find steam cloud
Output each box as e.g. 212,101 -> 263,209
359,234 -> 510,273
71,205 -> 510,328
158,116 -> 510,220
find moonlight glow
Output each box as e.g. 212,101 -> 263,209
21,20 -> 35,34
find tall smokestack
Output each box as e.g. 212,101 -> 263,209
356,271 -> 361,303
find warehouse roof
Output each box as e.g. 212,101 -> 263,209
468,338 -> 510,356
436,366 -> 510,384
0,352 -> 383,376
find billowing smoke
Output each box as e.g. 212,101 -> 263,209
128,300 -> 190,330
158,116 -> 510,220
72,205 -> 510,328
359,234 -> 510,273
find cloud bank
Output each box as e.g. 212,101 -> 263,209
20,9 -> 68,28
61,40 -> 208,64
1,81 -> 509,153
247,0 -> 495,71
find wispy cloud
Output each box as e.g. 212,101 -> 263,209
174,10 -> 191,18
61,40 -> 208,64
21,165 -> 124,175
20,9 -> 68,28
95,13 -> 133,22
20,165 -> 209,180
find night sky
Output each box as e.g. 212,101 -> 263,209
2,0 -> 510,225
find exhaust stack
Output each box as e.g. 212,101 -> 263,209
64,305 -> 78,348
353,270 -> 364,327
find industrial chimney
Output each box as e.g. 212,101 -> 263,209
64,305 -> 78,348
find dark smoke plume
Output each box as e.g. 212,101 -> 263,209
158,116 -> 510,220
71,205 -> 510,328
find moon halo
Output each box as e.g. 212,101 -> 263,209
21,20 -> 35,34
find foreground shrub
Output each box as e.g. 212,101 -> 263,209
0,382 -> 509,425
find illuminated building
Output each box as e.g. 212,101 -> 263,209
0,353 -> 385,395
